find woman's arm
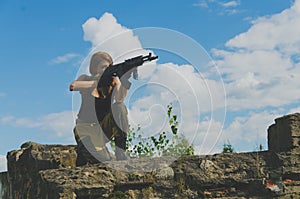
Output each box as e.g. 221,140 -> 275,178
114,85 -> 128,103
69,75 -> 97,91
112,77 -> 128,103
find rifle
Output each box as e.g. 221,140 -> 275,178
97,53 -> 158,97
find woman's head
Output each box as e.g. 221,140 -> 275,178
89,52 -> 113,75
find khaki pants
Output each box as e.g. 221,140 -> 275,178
74,103 -> 129,163
74,123 -> 110,165
101,103 -> 129,160
100,103 -> 129,141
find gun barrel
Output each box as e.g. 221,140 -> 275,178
142,53 -> 158,62
98,52 -> 158,89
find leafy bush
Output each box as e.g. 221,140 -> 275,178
126,104 -> 194,158
222,141 -> 234,153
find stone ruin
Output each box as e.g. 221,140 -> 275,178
0,113 -> 300,198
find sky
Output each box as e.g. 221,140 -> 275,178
0,0 -> 299,172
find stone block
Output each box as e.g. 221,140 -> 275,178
268,113 -> 300,152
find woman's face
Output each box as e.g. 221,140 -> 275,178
95,60 -> 110,74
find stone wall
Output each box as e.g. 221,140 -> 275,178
2,113 -> 300,198
6,142 -> 77,199
0,172 -> 10,199
268,113 -> 300,184
268,113 -> 300,153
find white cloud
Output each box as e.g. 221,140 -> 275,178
219,1 -> 239,8
39,111 -> 75,139
218,104 -> 300,153
191,119 -> 225,154
0,154 -> 6,172
204,0 -> 300,153
226,0 -> 300,52
125,62 -> 226,152
193,0 -> 209,8
213,0 -> 300,111
0,92 -> 7,98
0,116 -> 14,124
193,0 -> 241,15
79,7 -> 300,155
82,12 -> 148,60
1,115 -> 41,128
208,1 -> 300,152
287,106 -> 300,114
222,111 -> 281,151
0,111 -> 75,141
80,13 -> 226,154
50,53 -> 82,64
189,108 -> 297,154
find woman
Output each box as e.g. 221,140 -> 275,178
69,52 -> 114,165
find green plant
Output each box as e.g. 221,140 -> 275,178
126,103 -> 194,158
222,141 -> 234,153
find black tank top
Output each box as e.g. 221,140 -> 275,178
77,74 -> 115,122
95,93 -> 112,122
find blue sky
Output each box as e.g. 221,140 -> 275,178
0,0 -> 299,171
